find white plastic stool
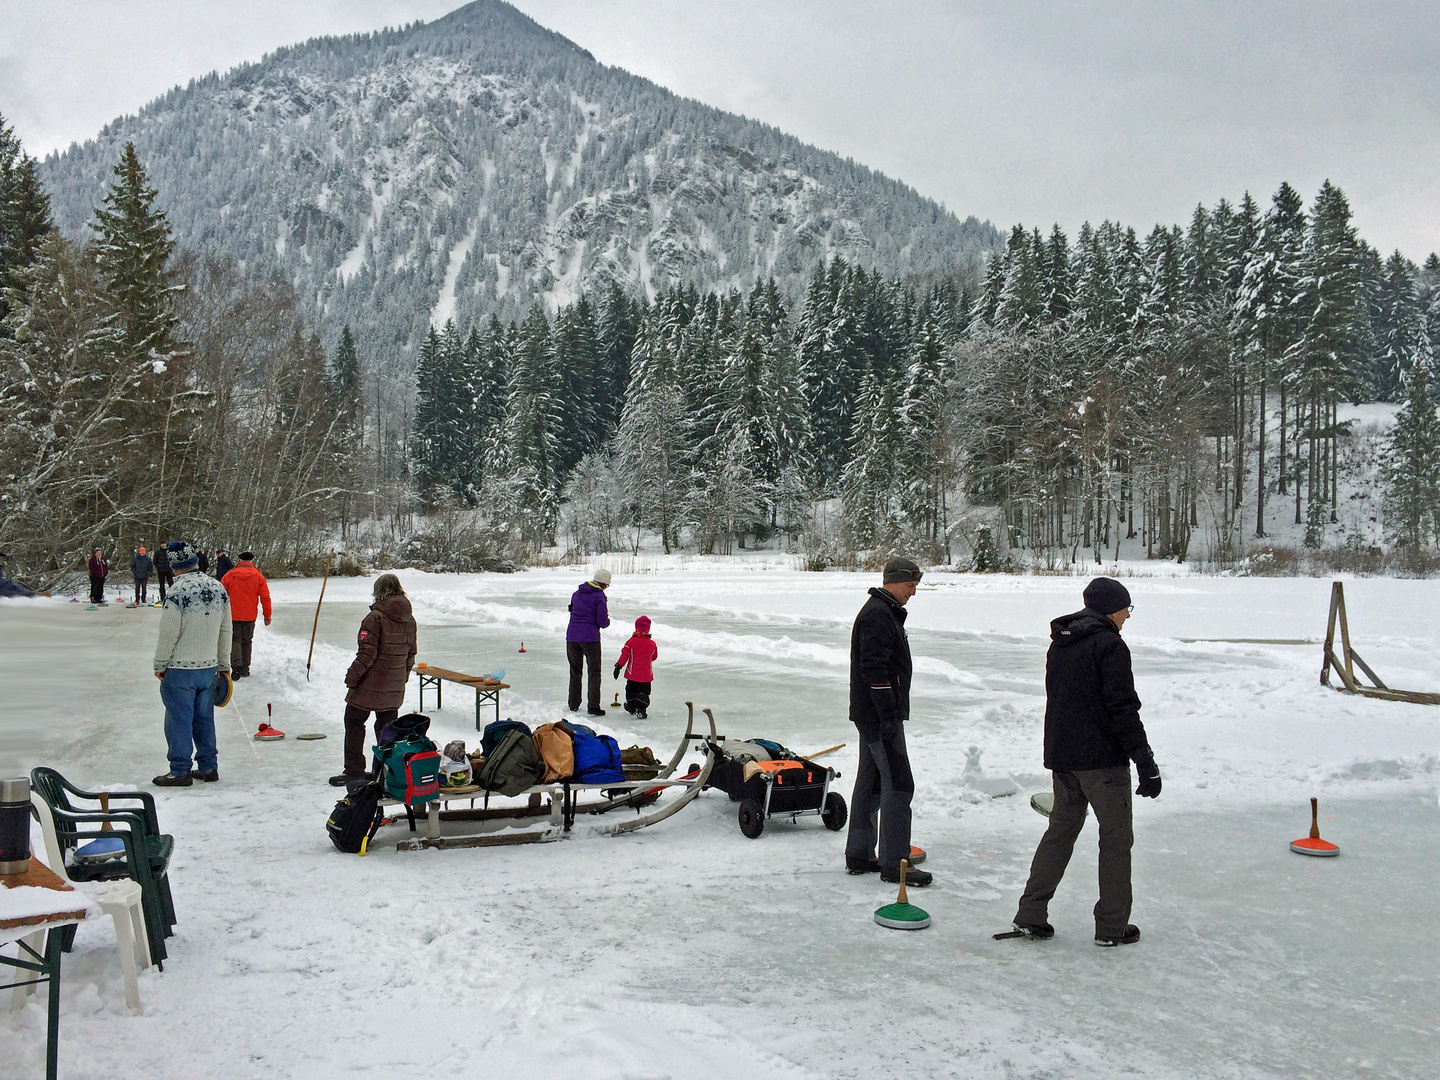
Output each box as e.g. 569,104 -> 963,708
15,792 -> 150,1015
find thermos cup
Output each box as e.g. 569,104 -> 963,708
0,777 -> 32,875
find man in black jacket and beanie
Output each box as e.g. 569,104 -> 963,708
1008,577 -> 1161,946
845,556 -> 931,887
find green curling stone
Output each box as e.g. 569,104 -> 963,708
874,901 -> 931,930
874,859 -> 931,930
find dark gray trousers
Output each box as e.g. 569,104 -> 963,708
1015,766 -> 1134,937
845,726 -> 914,871
566,640 -> 602,711
231,620 -> 255,676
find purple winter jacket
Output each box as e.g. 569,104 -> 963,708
566,581 -> 610,642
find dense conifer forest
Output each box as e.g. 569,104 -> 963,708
4,106 -> 1439,587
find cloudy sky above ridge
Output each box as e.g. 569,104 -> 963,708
3,0 -> 1436,258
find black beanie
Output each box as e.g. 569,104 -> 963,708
1082,577 -> 1131,615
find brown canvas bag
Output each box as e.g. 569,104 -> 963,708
532,723 -> 575,783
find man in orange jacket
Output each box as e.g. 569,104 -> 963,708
221,551 -> 272,678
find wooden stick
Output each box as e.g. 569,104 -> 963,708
1321,582 -> 1341,687
804,743 -> 847,760
897,858 -> 909,905
1347,648 -> 1388,690
99,792 -> 112,832
306,547 -> 336,682
1336,583 -> 1356,689
1309,797 -> 1320,840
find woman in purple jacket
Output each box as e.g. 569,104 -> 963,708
566,568 -> 611,715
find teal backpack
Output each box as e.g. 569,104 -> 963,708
373,735 -> 442,807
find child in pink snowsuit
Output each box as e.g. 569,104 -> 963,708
614,615 -> 658,718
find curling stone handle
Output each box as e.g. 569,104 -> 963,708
1310,796 -> 1320,839
897,858 -> 909,905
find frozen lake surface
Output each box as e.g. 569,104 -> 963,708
3,563 -> 1438,1078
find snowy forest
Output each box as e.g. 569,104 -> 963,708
4,115 -> 1440,588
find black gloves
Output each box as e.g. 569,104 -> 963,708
612,665 -> 621,680
1133,748 -> 1161,798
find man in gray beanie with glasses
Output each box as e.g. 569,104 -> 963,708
1005,576 -> 1161,947
845,556 -> 931,887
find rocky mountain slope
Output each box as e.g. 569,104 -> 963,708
40,0 -> 999,358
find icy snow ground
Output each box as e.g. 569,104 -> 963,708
3,566 -> 1439,1079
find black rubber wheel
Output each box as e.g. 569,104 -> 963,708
738,798 -> 765,838
821,791 -> 848,831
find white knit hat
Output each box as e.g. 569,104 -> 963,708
592,568 -> 612,587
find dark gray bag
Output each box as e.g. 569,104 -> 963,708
477,729 -> 543,797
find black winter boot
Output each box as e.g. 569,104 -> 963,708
1095,924 -> 1141,947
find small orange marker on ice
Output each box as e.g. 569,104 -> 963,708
1290,797 -> 1339,857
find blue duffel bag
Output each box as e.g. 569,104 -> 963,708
560,720 -> 624,783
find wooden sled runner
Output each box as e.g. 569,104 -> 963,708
384,702 -> 721,851
1321,581 -> 1440,706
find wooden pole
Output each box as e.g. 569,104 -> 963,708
1336,583 -> 1356,689
306,548 -> 336,682
1321,582 -> 1341,687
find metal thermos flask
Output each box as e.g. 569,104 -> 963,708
0,777 -> 32,874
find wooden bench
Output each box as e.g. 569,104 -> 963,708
412,663 -> 510,730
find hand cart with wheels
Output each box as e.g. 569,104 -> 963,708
703,738 -> 847,838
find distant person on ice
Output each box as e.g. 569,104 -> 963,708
566,567 -> 611,716
154,541 -> 173,603
87,546 -> 109,604
131,545 -> 152,605
152,541 -> 232,787
614,615 -> 657,718
221,551 -> 271,679
214,546 -> 235,581
330,574 -> 417,790
1006,577 -> 1161,947
846,556 -> 930,887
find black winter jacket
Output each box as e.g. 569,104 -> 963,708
130,553 -> 152,580
1043,608 -> 1152,772
215,554 -> 235,580
849,587 -> 913,738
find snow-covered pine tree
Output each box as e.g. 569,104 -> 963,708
1383,358 -> 1440,549
994,225 -> 1046,331
840,369 -> 903,550
1043,225 -> 1073,322
1371,251 -> 1428,402
901,299 -> 951,552
87,141 -> 194,532
0,114 -> 53,327
412,325 -> 449,493
1293,181 -> 1367,532
1233,182 -> 1306,535
505,306 -> 564,547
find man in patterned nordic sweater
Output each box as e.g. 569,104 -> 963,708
153,540 -> 233,786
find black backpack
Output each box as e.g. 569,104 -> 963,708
326,776 -> 385,854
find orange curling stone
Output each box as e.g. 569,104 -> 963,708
1290,797 -> 1338,857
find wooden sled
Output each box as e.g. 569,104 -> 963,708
385,702 -> 721,851
1321,581 -> 1440,706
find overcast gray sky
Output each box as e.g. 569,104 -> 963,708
3,0 -> 1436,258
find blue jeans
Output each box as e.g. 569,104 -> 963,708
160,667 -> 217,775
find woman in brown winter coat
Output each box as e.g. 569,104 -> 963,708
330,574 -> 417,788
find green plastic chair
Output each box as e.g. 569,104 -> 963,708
29,767 -> 175,968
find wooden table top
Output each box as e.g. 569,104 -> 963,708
413,664 -> 508,688
0,861 -> 91,932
